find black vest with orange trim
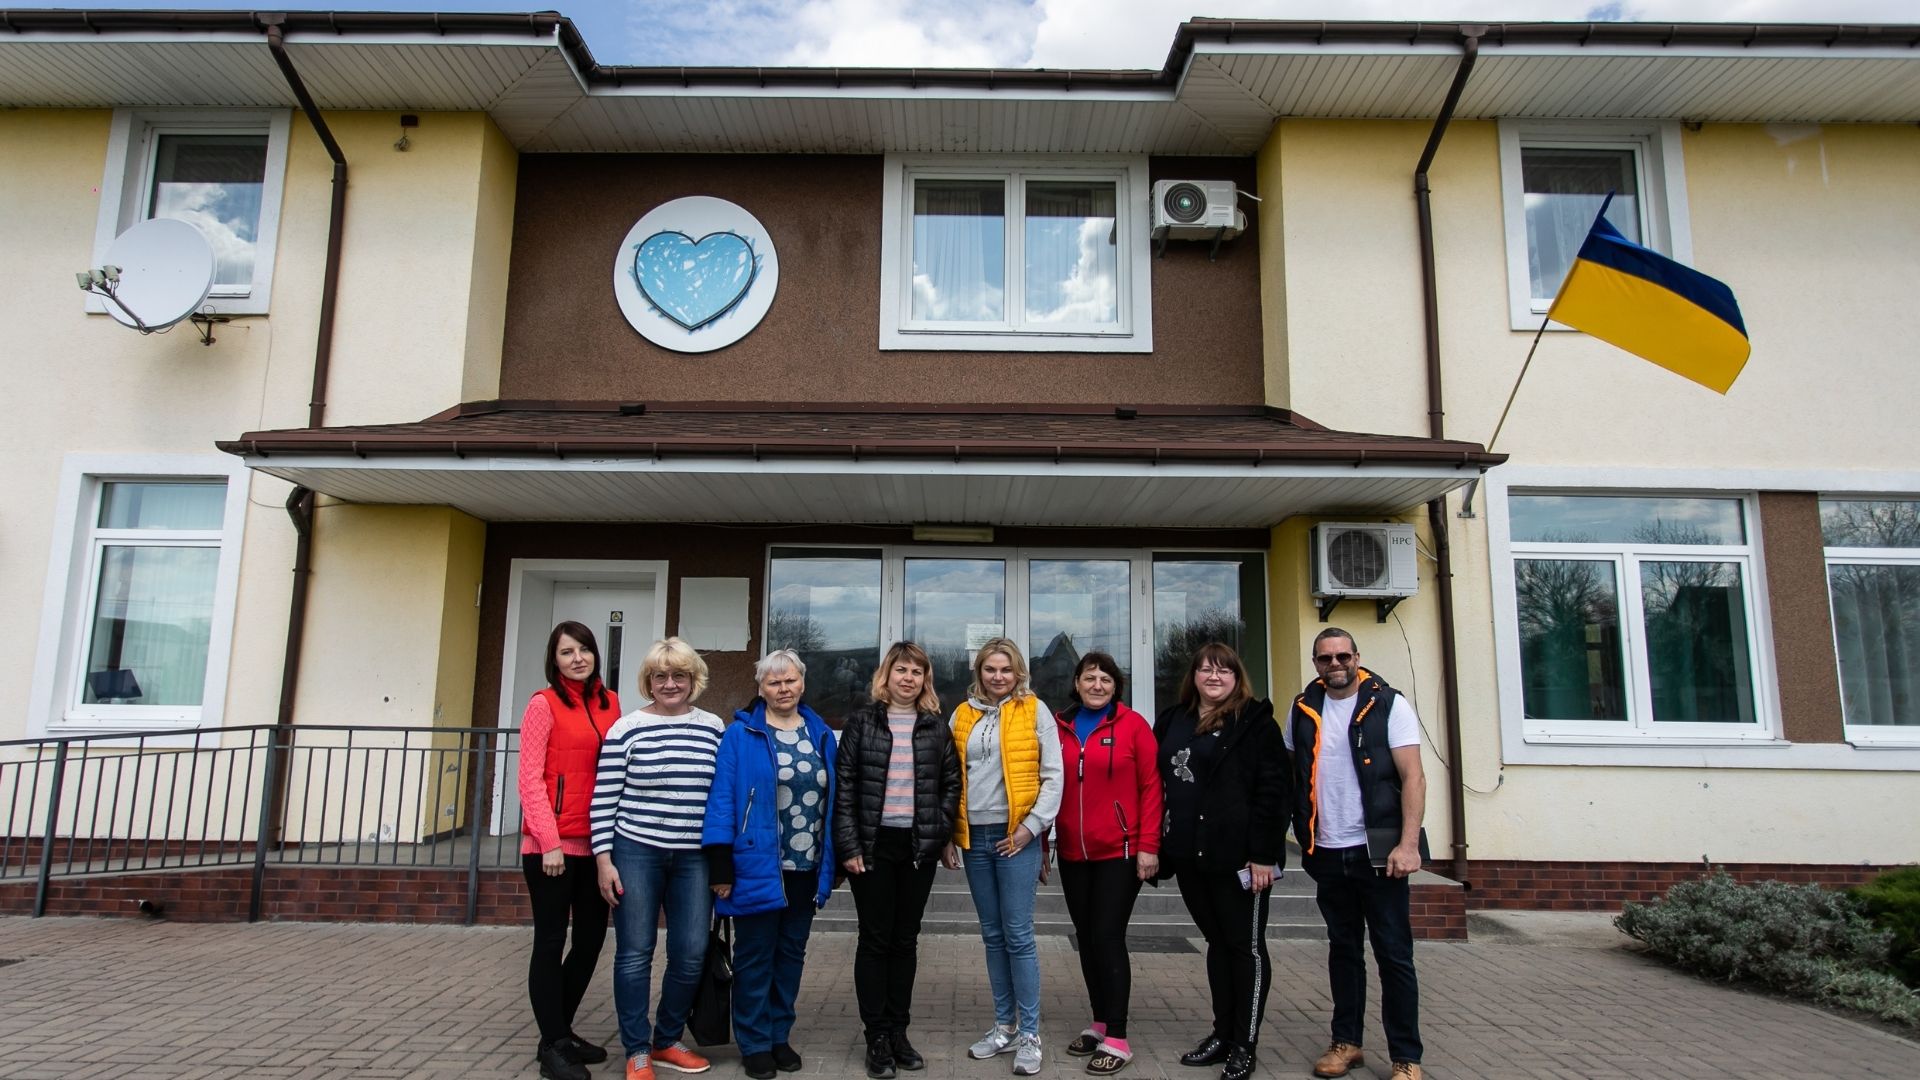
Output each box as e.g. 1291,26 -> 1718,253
1287,669 -> 1403,855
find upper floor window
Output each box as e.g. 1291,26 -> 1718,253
879,155 -> 1153,352
90,109 -> 291,317
1822,498 -> 1920,744
1497,121 -> 1691,331
1507,491 -> 1771,742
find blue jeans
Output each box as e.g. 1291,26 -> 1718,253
1303,845 -> 1422,1065
731,870 -> 818,1055
609,835 -> 711,1058
962,822 -> 1043,1036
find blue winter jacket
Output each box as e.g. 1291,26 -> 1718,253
699,699 -> 837,917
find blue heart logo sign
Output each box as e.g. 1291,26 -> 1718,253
632,230 -> 759,331
612,196 -> 780,353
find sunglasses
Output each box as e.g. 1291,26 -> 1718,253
1312,652 -> 1356,666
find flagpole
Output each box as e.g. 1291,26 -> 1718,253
1486,313 -> 1552,457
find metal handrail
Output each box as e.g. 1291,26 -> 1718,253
1,723 -> 528,924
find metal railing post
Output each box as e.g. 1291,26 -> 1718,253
31,741 -> 70,917
463,732 -> 491,926
248,727 -> 283,922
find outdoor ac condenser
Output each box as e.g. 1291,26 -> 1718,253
1150,179 -> 1245,239
1311,522 -> 1419,598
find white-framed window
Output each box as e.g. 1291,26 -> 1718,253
877,154 -> 1154,352
88,109 -> 291,317
1506,491 -> 1773,743
1821,498 -> 1920,745
27,454 -> 251,737
762,544 -> 1265,720
1496,120 -> 1692,330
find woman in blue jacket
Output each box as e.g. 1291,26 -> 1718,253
702,649 -> 838,1080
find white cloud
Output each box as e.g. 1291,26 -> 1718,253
606,0 -> 1920,69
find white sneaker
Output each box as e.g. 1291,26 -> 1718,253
1012,1034 -> 1044,1076
969,1026 -> 1018,1060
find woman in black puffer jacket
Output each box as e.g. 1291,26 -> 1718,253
833,640 -> 962,1079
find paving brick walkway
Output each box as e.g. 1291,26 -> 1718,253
0,915 -> 1913,1079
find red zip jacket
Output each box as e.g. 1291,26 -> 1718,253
518,679 -> 618,857
1054,702 -> 1163,862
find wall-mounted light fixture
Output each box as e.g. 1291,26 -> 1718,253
912,524 -> 994,544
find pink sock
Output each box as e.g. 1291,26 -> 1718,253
1103,1038 -> 1131,1057
1090,1022 -> 1108,1036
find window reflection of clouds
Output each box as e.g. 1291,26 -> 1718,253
1029,560 -> 1129,665
767,556 -> 880,651
1026,213 -> 1117,324
1510,494 -> 1744,545
152,181 -> 261,287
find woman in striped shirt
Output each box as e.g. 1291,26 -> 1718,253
592,637 -> 726,1080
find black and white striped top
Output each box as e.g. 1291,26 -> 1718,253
589,707 -> 725,853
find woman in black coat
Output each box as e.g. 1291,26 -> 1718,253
834,641 -> 962,1079
1154,642 -> 1289,1080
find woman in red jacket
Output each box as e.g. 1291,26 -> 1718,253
519,621 -> 620,1080
1053,651 -> 1163,1076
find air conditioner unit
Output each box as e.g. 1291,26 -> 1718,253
1151,179 -> 1245,239
1311,523 -> 1419,599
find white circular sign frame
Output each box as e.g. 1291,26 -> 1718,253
612,196 -> 779,354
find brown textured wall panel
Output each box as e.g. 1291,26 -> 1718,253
1758,491 -> 1843,743
473,522 -> 1267,727
499,155 -> 1263,405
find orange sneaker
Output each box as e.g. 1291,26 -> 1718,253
651,1042 -> 712,1074
625,1053 -> 656,1080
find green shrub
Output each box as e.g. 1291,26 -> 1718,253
1853,866 -> 1920,989
1616,871 -> 1919,1028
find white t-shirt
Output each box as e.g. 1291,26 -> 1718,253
1283,691 -> 1420,850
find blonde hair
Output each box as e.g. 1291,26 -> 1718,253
640,637 -> 710,701
868,641 -> 940,714
966,636 -> 1032,703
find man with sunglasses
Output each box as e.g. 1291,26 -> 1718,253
1284,628 -> 1427,1080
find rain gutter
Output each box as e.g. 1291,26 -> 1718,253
1412,26 -> 1483,887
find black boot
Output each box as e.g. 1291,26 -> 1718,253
889,1031 -> 924,1072
744,1051 -> 778,1080
537,1042 -> 590,1080
557,1034 -> 608,1065
771,1043 -> 802,1072
1179,1035 -> 1230,1068
865,1032 -> 897,1079
1222,1045 -> 1257,1080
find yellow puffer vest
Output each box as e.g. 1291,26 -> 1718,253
951,695 -> 1042,849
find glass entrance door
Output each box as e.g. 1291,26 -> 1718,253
903,557 -> 1007,715
1026,558 -> 1135,709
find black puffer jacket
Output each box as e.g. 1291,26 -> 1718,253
833,699 -> 961,866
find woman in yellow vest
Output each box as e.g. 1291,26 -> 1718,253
941,637 -> 1064,1077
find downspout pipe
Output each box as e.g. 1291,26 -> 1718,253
258,21 -> 346,878
1413,27 -> 1482,886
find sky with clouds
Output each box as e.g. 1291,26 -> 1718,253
18,0 -> 1920,67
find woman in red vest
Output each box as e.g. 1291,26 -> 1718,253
520,621 -> 621,1080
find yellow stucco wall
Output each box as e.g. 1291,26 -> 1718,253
1257,117 -> 1920,865
0,109 -> 512,752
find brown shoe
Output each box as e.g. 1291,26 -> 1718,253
1312,1042 -> 1364,1078
1390,1064 -> 1422,1080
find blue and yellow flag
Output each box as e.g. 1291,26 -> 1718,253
1548,202 -> 1749,394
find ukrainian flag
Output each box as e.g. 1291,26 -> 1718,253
1547,205 -> 1750,394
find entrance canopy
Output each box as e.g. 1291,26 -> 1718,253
218,402 -> 1503,528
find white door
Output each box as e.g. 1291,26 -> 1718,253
496,569 -> 662,836
551,583 -> 653,707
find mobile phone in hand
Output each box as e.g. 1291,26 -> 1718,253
1237,866 -> 1253,890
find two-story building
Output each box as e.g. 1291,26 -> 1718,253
2,12 -> 1914,920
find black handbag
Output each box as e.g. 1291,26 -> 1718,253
687,914 -> 733,1047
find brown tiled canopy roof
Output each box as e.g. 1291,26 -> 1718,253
219,401 -> 1504,469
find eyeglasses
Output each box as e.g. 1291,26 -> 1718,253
1312,652 -> 1356,666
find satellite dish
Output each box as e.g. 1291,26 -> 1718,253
100,218 -> 216,331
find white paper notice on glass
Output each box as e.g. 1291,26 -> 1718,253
679,577 -> 750,651
964,624 -> 1005,651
